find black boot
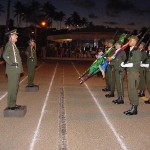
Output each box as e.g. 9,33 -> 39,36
138,90 -> 145,97
145,99 -> 150,104
124,105 -> 138,115
112,96 -> 124,104
102,87 -> 110,92
105,92 -> 114,98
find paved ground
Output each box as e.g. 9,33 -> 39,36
0,60 -> 150,150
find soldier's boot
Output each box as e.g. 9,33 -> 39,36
138,90 -> 145,97
112,96 -> 124,104
105,92 -> 115,98
102,87 -> 110,92
124,105 -> 138,115
145,99 -> 150,104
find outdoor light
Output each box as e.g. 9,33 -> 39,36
41,21 -> 46,27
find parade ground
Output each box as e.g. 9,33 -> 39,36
0,59 -> 150,150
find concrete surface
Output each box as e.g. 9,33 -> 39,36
0,60 -> 150,150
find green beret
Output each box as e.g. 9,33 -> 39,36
5,29 -> 18,36
140,42 -> 145,46
29,39 -> 35,43
108,39 -> 115,44
116,40 -> 123,45
130,35 -> 139,41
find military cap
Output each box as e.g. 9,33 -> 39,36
30,39 -> 35,42
5,29 -> 18,36
129,35 -> 139,41
108,39 -> 115,44
105,39 -> 109,42
140,42 -> 145,46
116,40 -> 123,46
28,39 -> 36,43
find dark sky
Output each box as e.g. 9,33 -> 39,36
0,0 -> 150,30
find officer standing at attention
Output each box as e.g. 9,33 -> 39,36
112,41 -> 126,104
121,36 -> 141,115
26,39 -> 37,87
141,43 -> 150,104
102,39 -> 115,93
3,29 -> 23,110
138,42 -> 147,97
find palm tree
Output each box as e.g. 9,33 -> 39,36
65,11 -> 88,29
81,17 -> 88,27
41,1 -> 56,28
65,17 -> 72,29
28,0 -> 42,26
54,11 -> 65,30
70,11 -> 81,28
13,1 -> 25,27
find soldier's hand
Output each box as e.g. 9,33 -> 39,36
140,63 -> 149,68
121,62 -> 133,67
119,70 -> 123,74
11,63 -> 18,66
124,59 -> 128,64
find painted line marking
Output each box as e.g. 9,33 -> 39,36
72,63 -> 128,150
30,63 -> 58,150
58,65 -> 68,150
0,63 -> 43,101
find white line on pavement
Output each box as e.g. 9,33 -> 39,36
72,63 -> 128,150
58,65 -> 68,149
29,63 -> 58,150
0,63 -> 44,101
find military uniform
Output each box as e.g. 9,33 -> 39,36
121,36 -> 142,115
111,48 -> 126,103
26,40 -> 37,87
102,39 -> 115,92
138,48 -> 147,96
3,30 -> 23,109
105,52 -> 115,97
127,49 -> 141,105
141,50 -> 150,104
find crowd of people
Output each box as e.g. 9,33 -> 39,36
46,41 -> 99,58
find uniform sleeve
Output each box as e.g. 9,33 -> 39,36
121,51 -> 126,62
3,44 -> 14,65
142,51 -> 148,62
130,50 -> 142,67
25,47 -> 30,56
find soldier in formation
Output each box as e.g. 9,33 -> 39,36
26,39 -> 37,87
111,41 -> 126,104
3,29 -> 23,110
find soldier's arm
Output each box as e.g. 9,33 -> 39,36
121,51 -> 126,62
25,47 -> 30,56
133,50 -> 142,67
3,45 -> 15,65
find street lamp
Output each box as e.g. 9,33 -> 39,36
40,21 -> 47,28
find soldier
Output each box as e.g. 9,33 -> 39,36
141,43 -> 150,104
26,39 -> 37,87
102,39 -> 115,93
112,41 -> 126,104
138,42 -> 147,97
3,29 -> 23,110
121,36 -> 141,115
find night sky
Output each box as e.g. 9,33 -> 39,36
0,0 -> 150,30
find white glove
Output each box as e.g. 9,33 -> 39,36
140,63 -> 149,68
121,62 -> 133,67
